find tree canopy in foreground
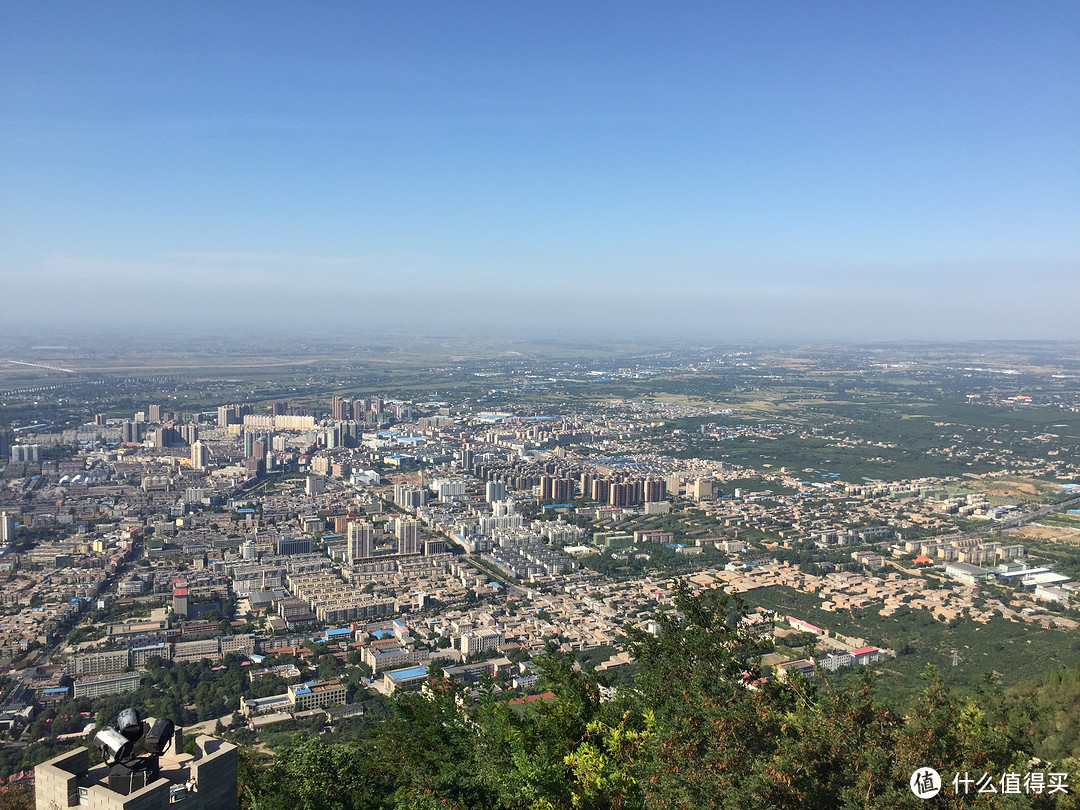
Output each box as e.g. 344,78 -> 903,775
240,583 -> 1078,810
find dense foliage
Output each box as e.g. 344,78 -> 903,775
239,583 -> 1079,809
1012,662 -> 1080,764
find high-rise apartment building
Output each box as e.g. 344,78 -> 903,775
537,476 -> 553,500
608,481 -> 629,507
347,520 -> 374,563
693,478 -> 715,502
121,420 -> 142,443
394,483 -> 424,511
396,519 -> 421,555
217,403 -> 253,427
191,440 -> 209,471
10,445 -> 41,463
433,478 -> 466,501
645,478 -> 667,502
0,511 -> 15,544
591,478 -> 609,503
461,447 -> 475,469
178,423 -> 199,445
485,480 -> 506,503
666,474 -> 681,498
322,425 -> 342,449
341,420 -> 361,447
331,395 -> 352,421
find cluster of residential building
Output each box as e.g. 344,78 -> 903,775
0,380 -> 1077,759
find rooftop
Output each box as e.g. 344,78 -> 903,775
389,665 -> 429,680
35,727 -> 237,810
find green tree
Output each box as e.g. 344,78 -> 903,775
368,675 -> 497,809
0,784 -> 34,810
235,580 -> 1078,810
623,581 -> 787,808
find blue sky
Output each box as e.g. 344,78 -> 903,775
2,2 -> 1078,340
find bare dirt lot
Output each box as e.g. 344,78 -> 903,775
1010,524 -> 1080,543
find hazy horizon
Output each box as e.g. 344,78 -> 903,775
3,2 -> 1078,342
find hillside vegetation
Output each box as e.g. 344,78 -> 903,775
238,584 -> 1079,810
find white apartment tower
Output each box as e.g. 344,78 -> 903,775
191,440 -> 209,471
0,511 -> 15,544
394,483 -> 424,511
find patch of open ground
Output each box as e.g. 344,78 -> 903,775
1010,525 -> 1076,541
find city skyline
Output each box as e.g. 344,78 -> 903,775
2,2 -> 1078,341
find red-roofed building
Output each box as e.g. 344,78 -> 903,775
172,587 -> 188,618
850,646 -> 883,665
508,691 -> 556,705
786,616 -> 825,635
